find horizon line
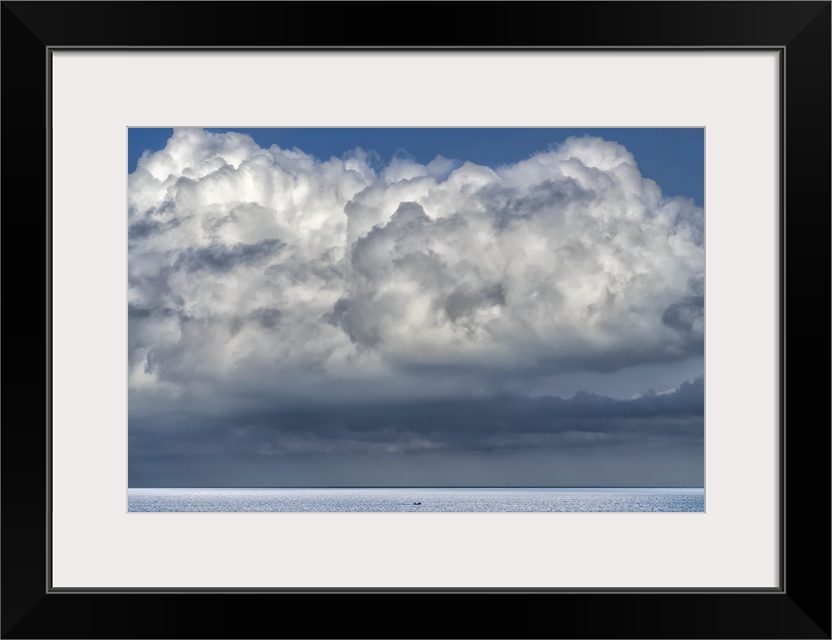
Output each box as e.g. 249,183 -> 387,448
128,485 -> 705,490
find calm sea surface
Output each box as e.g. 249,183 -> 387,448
128,488 -> 703,512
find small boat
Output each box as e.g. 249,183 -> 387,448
413,501 -> 421,505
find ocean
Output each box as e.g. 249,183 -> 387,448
128,487 -> 704,512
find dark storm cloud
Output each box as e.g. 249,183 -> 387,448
129,377 -> 704,486
228,375 -> 704,453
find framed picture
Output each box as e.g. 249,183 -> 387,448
3,2 -> 829,638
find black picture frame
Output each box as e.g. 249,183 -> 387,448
2,2 -> 829,638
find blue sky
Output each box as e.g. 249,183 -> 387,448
128,127 -> 704,206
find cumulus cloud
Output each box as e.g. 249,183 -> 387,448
128,128 -> 704,405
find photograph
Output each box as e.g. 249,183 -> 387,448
127,127 -> 705,513
2,0 -> 829,636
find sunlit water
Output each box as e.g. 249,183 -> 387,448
128,488 -> 703,512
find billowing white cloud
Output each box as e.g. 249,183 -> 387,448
128,128 -> 703,404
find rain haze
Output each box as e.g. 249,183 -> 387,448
128,128 -> 704,489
